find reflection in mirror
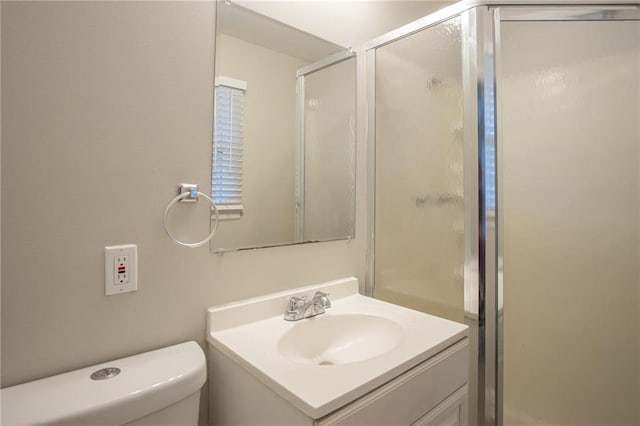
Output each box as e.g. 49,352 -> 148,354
211,1 -> 356,252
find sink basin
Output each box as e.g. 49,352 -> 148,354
207,277 -> 468,419
278,314 -> 403,365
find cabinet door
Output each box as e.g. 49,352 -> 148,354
316,339 -> 468,426
412,386 -> 468,426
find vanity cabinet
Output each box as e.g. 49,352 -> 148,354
315,339 -> 468,426
207,277 -> 469,426
208,337 -> 468,426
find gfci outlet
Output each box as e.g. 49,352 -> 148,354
105,244 -> 137,295
114,255 -> 129,284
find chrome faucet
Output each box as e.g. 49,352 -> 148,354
284,291 -> 331,321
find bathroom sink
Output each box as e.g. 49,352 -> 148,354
207,277 -> 467,418
278,314 -> 403,365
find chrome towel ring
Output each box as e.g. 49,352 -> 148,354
163,184 -> 219,248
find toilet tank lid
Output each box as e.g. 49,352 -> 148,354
1,341 -> 206,426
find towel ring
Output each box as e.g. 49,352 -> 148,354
163,189 -> 219,248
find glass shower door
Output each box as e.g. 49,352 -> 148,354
499,16 -> 640,425
372,14 -> 479,423
374,16 -> 465,323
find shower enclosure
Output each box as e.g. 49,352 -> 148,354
365,2 -> 640,425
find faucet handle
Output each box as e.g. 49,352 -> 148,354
286,296 -> 306,311
312,291 -> 331,309
284,296 -> 306,321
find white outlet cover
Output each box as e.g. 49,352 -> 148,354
105,244 -> 137,295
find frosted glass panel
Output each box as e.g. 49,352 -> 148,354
302,57 -> 356,241
501,20 -> 640,425
374,16 -> 464,322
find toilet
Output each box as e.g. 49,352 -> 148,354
1,341 -> 206,425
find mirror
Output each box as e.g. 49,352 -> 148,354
211,1 -> 356,252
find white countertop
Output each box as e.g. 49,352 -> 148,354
207,277 -> 468,419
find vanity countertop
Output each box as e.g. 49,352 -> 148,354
206,277 -> 468,419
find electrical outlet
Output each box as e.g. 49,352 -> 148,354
114,255 -> 129,284
105,244 -> 137,295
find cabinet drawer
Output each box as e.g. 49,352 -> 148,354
316,338 -> 469,426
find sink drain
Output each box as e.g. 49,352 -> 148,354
317,360 -> 334,366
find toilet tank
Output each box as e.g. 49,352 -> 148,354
1,341 -> 206,426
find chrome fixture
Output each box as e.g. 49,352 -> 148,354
163,183 -> 220,248
284,291 -> 331,321
90,367 -> 121,381
365,3 -> 640,425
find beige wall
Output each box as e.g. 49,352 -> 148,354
212,34 -> 304,250
237,0 -> 451,49
0,0 -> 358,387
0,0 -> 445,422
501,20 -> 640,425
1,0 -> 224,391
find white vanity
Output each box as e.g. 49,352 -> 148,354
207,277 -> 469,425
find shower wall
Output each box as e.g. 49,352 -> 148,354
500,20 -> 640,425
374,17 -> 464,323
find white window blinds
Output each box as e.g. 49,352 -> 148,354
213,77 -> 247,219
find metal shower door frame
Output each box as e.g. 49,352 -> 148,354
365,2 -> 640,425
364,5 -> 494,424
492,4 -> 640,425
